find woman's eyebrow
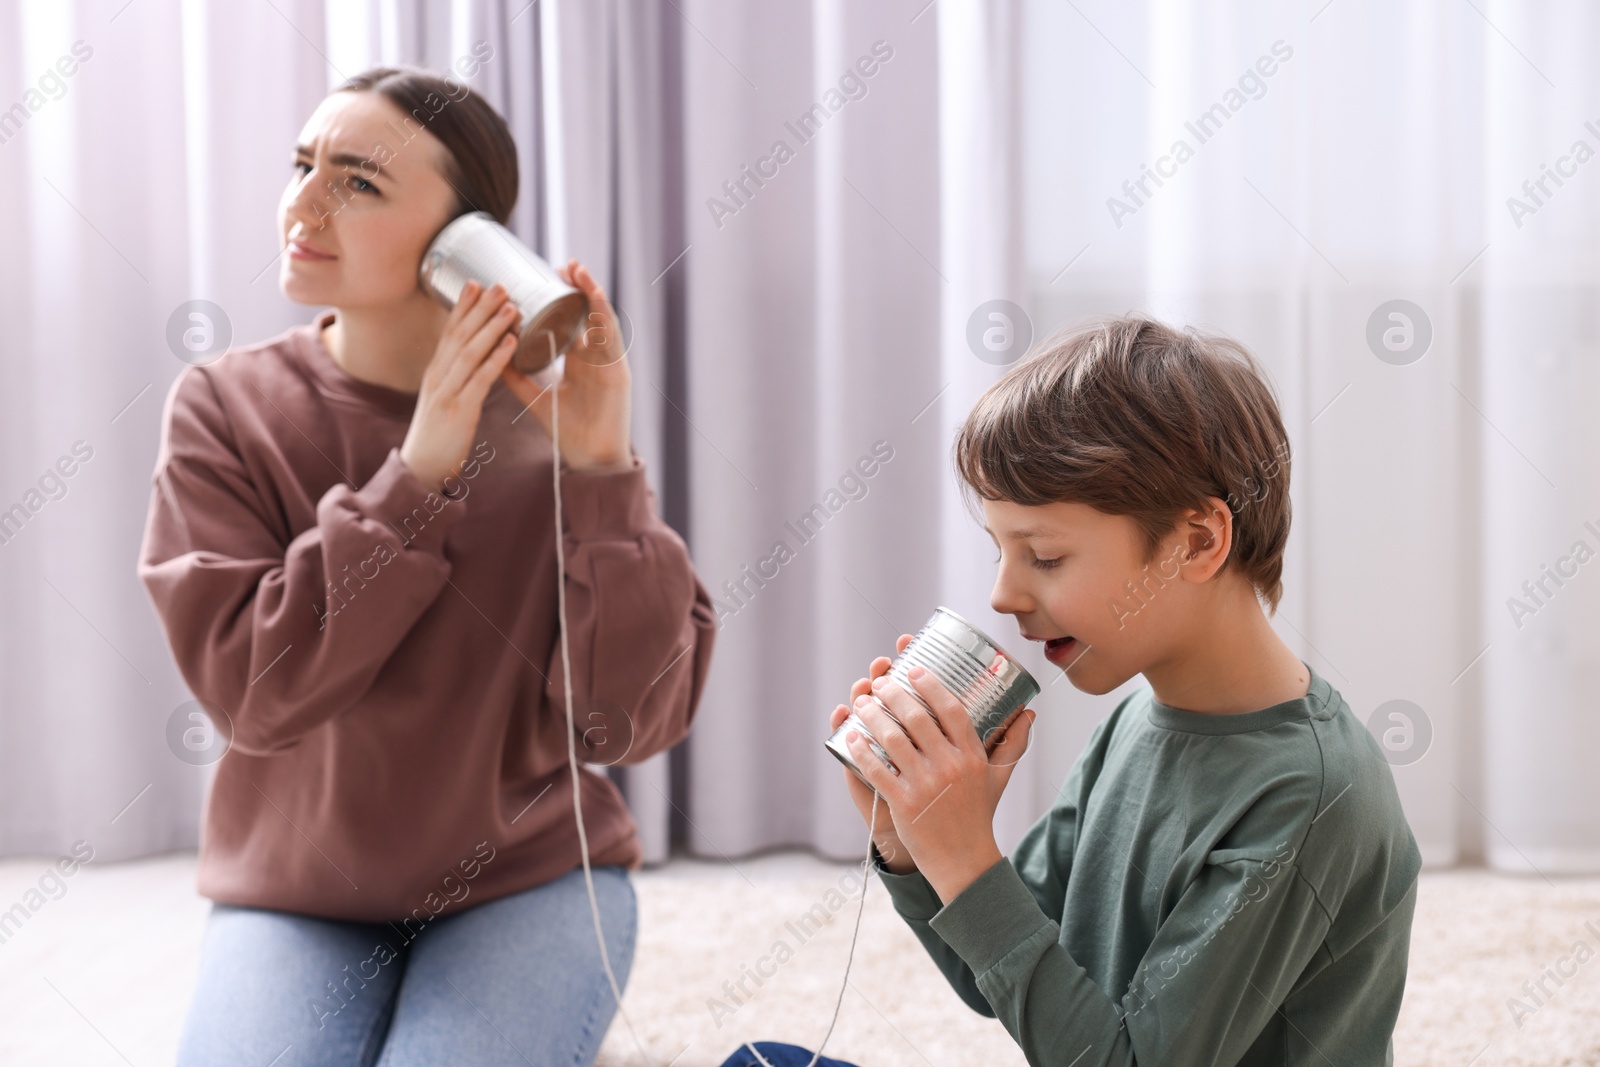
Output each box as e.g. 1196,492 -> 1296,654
294,144 -> 394,183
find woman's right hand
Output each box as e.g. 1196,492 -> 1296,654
400,279 -> 522,492
831,632 -> 918,873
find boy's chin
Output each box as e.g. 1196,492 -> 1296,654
1056,655 -> 1136,697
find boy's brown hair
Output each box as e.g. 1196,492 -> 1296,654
953,316 -> 1292,615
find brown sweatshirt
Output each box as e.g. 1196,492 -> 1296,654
138,309 -> 716,924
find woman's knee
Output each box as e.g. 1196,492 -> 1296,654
370,867 -> 637,1067
537,865 -> 636,983
588,866 -> 637,974
175,904 -> 406,1067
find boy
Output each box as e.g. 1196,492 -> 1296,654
828,317 -> 1421,1065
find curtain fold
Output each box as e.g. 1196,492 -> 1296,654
675,0 -> 1043,861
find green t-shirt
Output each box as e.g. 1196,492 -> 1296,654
871,661 -> 1422,1066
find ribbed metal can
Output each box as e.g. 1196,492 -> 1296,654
825,606 -> 1040,782
419,211 -> 590,376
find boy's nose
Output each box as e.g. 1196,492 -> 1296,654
990,568 -> 1032,617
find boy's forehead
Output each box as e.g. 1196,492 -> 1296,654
981,498 -> 1102,538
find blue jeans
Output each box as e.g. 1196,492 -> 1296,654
716,1042 -> 863,1067
175,865 -> 636,1067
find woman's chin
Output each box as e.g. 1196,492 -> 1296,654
280,274 -> 333,307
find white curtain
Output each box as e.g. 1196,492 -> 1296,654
1477,5 -> 1600,872
4,0 -> 1597,875
1020,0 -> 1600,871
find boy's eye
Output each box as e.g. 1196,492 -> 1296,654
991,548 -> 1063,570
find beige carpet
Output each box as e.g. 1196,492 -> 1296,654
600,859 -> 1600,1067
1,851 -> 1596,1066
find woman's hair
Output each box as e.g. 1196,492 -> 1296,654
953,316 -> 1293,614
332,66 -> 518,225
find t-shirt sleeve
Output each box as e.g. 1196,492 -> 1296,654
869,841 -> 996,1017
922,761 -> 1344,1067
535,452 -> 717,768
869,714 -> 1101,1020
137,367 -> 468,756
923,837 -> 1331,1065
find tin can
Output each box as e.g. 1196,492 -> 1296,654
419,211 -> 591,376
825,606 -> 1040,782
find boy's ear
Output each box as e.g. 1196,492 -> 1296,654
1178,496 -> 1233,581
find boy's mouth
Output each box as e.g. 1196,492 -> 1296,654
1043,636 -> 1078,662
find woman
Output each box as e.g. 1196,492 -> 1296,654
139,66 -> 716,1066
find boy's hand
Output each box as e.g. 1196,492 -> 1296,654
844,663 -> 1037,904
831,633 -> 918,873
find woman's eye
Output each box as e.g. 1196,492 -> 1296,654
292,161 -> 376,194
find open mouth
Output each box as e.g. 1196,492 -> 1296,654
1044,636 -> 1078,661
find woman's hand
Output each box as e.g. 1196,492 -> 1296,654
498,260 -> 633,472
830,633 -> 918,872
843,659 -> 1037,904
400,279 -> 521,492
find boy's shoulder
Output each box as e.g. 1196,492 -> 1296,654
1057,666 -> 1422,953
1099,666 -> 1419,876
1289,674 -> 1424,939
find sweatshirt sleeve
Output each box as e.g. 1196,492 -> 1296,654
137,367 -> 468,756
921,841 -> 1332,1065
540,451 -> 716,768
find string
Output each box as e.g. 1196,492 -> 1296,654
551,329 -> 649,1061
548,326 -> 882,1067
742,793 -> 879,1067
